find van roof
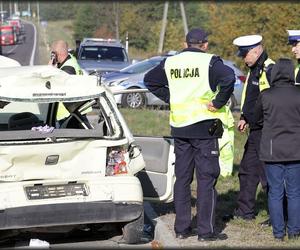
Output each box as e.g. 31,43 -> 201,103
0,65 -> 106,102
81,37 -> 124,48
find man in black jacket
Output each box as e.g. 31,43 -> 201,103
144,28 -> 235,241
232,35 -> 274,222
255,58 -> 300,241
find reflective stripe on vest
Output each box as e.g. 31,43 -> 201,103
295,67 -> 300,85
165,52 -> 231,127
241,58 -> 274,111
60,54 -> 83,75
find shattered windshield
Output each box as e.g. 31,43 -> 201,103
0,94 -> 124,142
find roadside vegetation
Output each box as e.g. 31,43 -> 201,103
34,6 -> 300,247
30,1 -> 300,70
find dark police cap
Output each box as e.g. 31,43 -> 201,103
186,28 -> 208,44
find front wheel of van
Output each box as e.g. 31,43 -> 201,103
122,211 -> 144,244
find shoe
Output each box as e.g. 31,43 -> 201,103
260,218 -> 271,227
175,229 -> 196,239
222,213 -> 255,222
233,214 -> 255,221
198,233 -> 228,242
175,233 -> 189,239
274,236 -> 284,241
232,209 -> 255,221
222,214 -> 234,222
288,233 -> 300,240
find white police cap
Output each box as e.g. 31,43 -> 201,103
233,35 -> 262,57
287,30 -> 300,45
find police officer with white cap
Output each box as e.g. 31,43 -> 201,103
144,28 -> 235,241
232,34 -> 274,221
287,30 -> 300,83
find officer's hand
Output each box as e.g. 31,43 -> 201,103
238,120 -> 248,132
207,101 -> 218,112
48,59 -> 54,66
48,58 -> 57,66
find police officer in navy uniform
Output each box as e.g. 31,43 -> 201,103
144,28 -> 235,241
287,30 -> 300,83
232,35 -> 274,221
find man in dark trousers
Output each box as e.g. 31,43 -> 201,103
232,35 -> 274,222
144,28 -> 235,241
255,58 -> 300,241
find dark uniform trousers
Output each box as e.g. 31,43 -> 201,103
235,129 -> 267,219
174,137 -> 220,235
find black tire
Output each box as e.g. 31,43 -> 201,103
122,211 -> 144,244
121,88 -> 146,109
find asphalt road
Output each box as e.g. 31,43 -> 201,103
2,20 -> 37,66
1,227 -> 152,249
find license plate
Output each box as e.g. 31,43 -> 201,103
25,183 -> 88,200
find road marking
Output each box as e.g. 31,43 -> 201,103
22,19 -> 37,66
5,44 -> 18,54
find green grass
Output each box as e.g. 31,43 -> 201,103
34,19 -> 77,65
119,107 -> 170,137
44,20 -> 75,49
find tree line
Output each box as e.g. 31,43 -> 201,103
38,1 -> 300,68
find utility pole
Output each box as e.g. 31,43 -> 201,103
158,2 -> 188,53
36,1 -> 39,23
125,31 -> 128,54
158,1 -> 168,54
9,2 -> 12,16
113,2 -> 119,40
14,2 -> 17,14
179,2 -> 188,35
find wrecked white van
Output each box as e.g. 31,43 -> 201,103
0,65 -> 175,244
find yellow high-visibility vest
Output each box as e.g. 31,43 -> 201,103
165,51 -> 235,176
240,58 -> 274,111
165,52 -> 229,127
59,53 -> 83,75
295,67 -> 299,84
57,54 -> 84,121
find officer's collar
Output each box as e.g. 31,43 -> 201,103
249,50 -> 268,70
181,47 -> 205,53
57,54 -> 71,68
